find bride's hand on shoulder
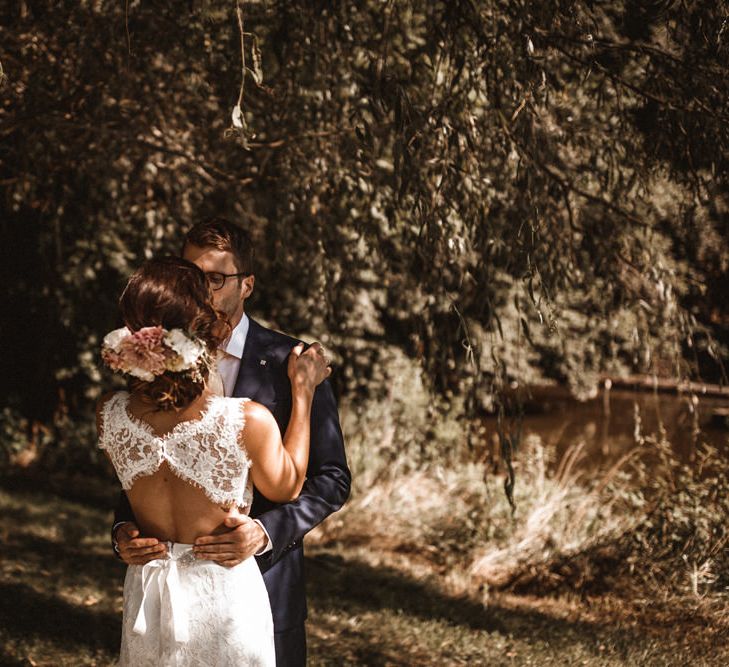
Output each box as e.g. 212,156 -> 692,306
287,342 -> 331,396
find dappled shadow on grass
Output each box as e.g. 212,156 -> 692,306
305,550 -> 647,663
0,490 -> 105,530
0,581 -> 121,652
0,528 -> 125,584
0,469 -> 118,510
307,611 -> 434,667
0,484 -> 125,586
307,551 -> 505,632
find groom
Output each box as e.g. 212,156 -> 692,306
112,217 -> 351,666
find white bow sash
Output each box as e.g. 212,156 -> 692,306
132,546 -> 191,645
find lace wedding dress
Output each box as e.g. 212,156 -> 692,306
99,391 -> 275,667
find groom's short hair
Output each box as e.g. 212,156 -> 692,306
184,217 -> 255,275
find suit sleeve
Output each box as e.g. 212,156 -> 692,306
110,491 -> 136,555
254,378 -> 351,567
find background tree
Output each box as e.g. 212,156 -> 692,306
0,0 -> 727,471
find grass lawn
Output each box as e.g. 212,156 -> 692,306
0,477 -> 725,666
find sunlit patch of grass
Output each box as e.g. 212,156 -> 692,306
316,436 -> 641,585
324,432 -> 728,598
469,438 -> 644,590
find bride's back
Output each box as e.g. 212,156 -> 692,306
99,389 -> 254,543
126,465 -> 233,543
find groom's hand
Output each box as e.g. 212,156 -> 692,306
115,522 -> 168,565
193,514 -> 267,568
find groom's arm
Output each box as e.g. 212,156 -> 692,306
255,378 -> 350,567
111,491 -> 135,555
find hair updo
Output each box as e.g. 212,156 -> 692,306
118,256 -> 229,411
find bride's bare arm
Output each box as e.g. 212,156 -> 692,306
244,343 -> 330,502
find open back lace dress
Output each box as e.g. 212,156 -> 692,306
99,391 -> 275,667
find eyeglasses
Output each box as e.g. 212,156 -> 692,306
205,271 -> 249,291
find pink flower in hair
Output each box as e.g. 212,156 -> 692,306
101,325 -> 208,381
118,326 -> 168,380
101,348 -> 124,372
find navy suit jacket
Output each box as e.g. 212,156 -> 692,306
113,317 -> 351,632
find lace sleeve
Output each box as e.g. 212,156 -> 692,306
96,392 -> 255,507
236,398 -> 251,460
97,392 -> 123,452
235,398 -> 254,510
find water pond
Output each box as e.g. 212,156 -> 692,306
481,385 -> 729,471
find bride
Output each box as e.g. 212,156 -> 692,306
96,256 -> 330,666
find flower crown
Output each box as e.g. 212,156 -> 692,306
101,326 -> 209,382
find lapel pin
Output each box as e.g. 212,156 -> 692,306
260,359 -> 267,366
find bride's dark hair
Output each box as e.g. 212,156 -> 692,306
119,256 -> 229,411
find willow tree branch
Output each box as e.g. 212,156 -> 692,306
542,36 -> 729,124
235,0 -> 246,111
498,112 -> 651,230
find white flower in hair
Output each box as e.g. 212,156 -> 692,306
127,366 -> 156,382
165,329 -> 207,368
103,327 -> 131,353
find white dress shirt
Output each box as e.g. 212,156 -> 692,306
216,314 -> 249,397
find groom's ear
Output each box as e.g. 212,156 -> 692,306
241,274 -> 255,299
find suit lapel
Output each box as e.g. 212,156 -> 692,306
232,318 -> 269,401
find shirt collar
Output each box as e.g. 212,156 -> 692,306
223,313 -> 249,359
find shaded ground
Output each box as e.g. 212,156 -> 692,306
0,476 -> 726,666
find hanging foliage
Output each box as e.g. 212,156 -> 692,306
0,1 -> 727,471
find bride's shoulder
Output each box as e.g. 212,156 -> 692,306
96,390 -> 127,412
215,396 -> 270,425
233,400 -> 275,443
238,399 -> 272,423
95,390 -> 126,435
96,390 -> 125,410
